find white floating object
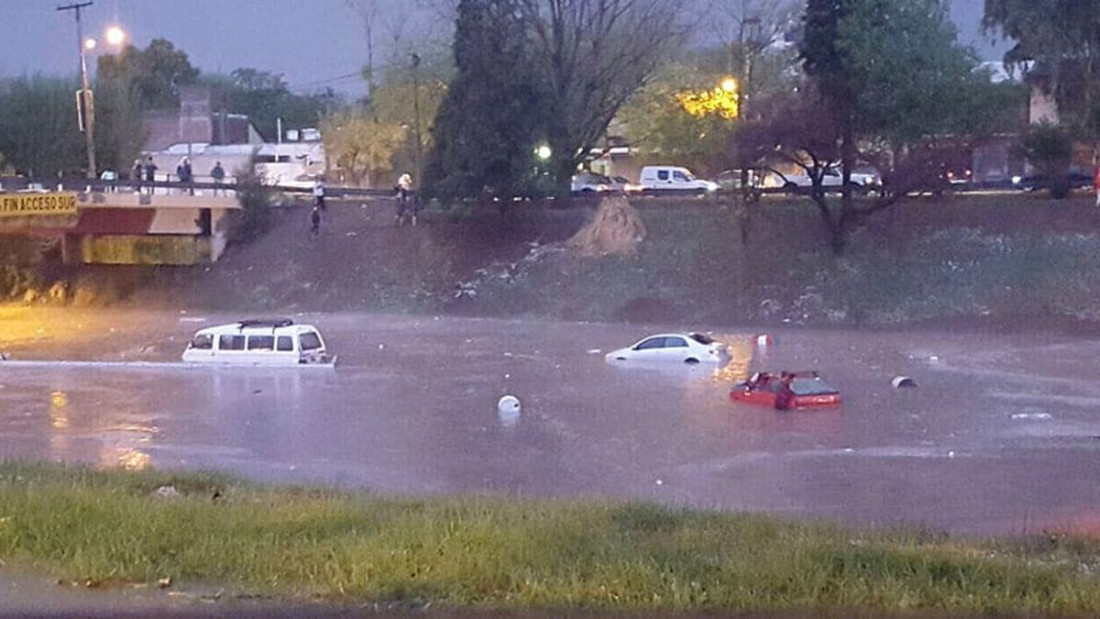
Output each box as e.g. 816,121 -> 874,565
655,479 -> 663,486
586,349 -> 602,355
929,355 -> 940,362
1011,413 -> 1052,420
891,376 -> 917,389
378,344 -> 385,350
497,395 -> 521,428
498,395 -> 521,415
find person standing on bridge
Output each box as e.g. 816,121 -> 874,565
176,157 -> 194,195
144,157 -> 158,194
131,160 -> 143,194
211,161 -> 225,196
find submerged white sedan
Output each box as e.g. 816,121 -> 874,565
605,333 -> 729,365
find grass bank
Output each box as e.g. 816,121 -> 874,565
1,462 -> 1099,613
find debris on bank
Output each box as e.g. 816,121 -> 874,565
569,196 -> 647,257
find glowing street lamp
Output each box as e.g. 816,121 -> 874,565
535,144 -> 552,161
105,25 -> 126,46
721,77 -> 738,93
83,37 -> 97,50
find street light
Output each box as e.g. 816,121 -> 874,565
721,77 -> 737,93
410,52 -> 423,183
535,144 -> 552,161
105,25 -> 125,46
57,2 -> 127,181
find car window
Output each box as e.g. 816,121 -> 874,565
218,334 -> 245,351
657,170 -> 669,181
689,333 -> 714,345
276,336 -> 294,351
790,378 -> 836,395
247,335 -> 275,351
664,337 -> 688,348
190,333 -> 213,350
634,337 -> 665,350
299,331 -> 323,351
673,171 -> 689,182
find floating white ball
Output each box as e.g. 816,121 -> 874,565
497,395 -> 521,416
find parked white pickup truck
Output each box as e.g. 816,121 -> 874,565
776,166 -> 882,193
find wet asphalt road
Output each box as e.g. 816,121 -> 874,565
1,311 -> 1098,536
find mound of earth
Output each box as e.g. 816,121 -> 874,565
568,196 -> 646,257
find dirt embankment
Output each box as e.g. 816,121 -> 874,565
7,191 -> 1100,327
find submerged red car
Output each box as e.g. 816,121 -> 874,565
729,371 -> 841,410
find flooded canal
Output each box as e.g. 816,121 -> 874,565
1,310 -> 1099,536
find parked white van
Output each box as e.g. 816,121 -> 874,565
639,166 -> 719,193
181,318 -> 336,366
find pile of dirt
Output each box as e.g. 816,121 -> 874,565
568,197 -> 647,257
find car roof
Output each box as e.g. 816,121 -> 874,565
192,320 -> 320,336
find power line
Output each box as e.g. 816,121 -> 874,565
291,71 -> 364,91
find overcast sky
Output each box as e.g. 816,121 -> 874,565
1,0 -> 1012,97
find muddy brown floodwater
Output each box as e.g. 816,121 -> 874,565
1,310 -> 1099,536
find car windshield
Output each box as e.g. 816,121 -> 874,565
789,377 -> 837,395
689,333 -> 715,345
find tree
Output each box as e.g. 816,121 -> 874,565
94,70 -> 147,175
97,38 -> 199,109
203,69 -> 339,141
519,0 -> 690,197
1020,122 -> 1075,199
0,76 -> 85,177
422,0 -> 547,204
796,0 -> 997,252
321,106 -> 406,187
616,60 -> 738,175
983,0 -> 1100,138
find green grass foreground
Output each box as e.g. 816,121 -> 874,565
1,462 -> 1099,613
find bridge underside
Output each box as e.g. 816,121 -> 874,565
0,192 -> 238,266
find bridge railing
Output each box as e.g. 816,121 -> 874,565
0,177 -> 399,199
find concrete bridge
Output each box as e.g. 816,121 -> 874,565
0,189 -> 239,265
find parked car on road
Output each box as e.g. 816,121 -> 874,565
777,166 -> 881,194
605,332 -> 729,365
638,166 -> 718,193
1011,170 -> 1093,192
571,172 -> 642,194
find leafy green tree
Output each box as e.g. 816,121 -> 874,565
422,0 -> 546,204
97,38 -> 199,109
94,71 -> 146,175
984,0 -> 1100,138
202,69 -> 340,141
797,0 -> 997,252
0,76 -> 85,177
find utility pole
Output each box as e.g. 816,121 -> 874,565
737,14 -> 762,204
411,52 -> 423,184
58,1 -> 97,179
